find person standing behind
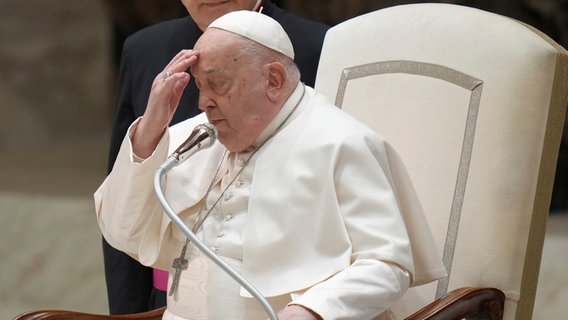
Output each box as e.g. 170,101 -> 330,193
103,0 -> 329,315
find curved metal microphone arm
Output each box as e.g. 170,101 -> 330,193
154,140 -> 279,320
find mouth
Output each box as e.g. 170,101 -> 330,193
208,118 -> 224,127
202,0 -> 231,7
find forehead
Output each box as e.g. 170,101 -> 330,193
192,29 -> 242,76
195,28 -> 231,50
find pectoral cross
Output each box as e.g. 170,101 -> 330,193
169,241 -> 190,296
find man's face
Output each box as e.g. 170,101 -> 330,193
192,29 -> 274,152
181,0 -> 258,31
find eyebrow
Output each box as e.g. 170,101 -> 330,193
190,66 -> 221,78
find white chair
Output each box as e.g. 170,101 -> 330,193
14,3 -> 568,320
314,3 -> 568,319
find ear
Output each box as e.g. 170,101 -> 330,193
265,62 -> 286,102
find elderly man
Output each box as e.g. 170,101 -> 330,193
104,0 -> 328,314
96,11 -> 443,320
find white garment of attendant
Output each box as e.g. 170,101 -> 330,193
95,83 -> 446,319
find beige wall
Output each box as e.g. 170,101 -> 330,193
0,1 -> 111,317
0,0 -> 112,154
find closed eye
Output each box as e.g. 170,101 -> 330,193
209,78 -> 230,95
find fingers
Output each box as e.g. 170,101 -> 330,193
152,51 -> 197,103
168,73 -> 191,111
132,50 -> 199,159
164,49 -> 194,69
160,50 -> 199,81
150,50 -> 198,112
155,51 -> 197,106
148,72 -> 190,119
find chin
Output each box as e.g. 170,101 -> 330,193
218,137 -> 247,153
203,3 -> 236,17
216,134 -> 233,150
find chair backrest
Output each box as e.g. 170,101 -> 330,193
314,3 -> 568,319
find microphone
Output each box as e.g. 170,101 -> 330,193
154,123 -> 279,320
163,123 -> 217,171
158,123 -> 217,173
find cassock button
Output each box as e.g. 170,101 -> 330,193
235,179 -> 244,187
225,215 -> 233,221
217,232 -> 225,238
224,192 -> 233,201
211,246 -> 220,253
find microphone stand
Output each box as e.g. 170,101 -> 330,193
154,157 -> 279,320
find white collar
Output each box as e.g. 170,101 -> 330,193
253,83 -> 305,148
253,0 -> 263,12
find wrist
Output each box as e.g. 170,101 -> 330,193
131,118 -> 164,159
278,304 -> 322,320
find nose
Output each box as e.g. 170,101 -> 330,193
198,93 -> 215,112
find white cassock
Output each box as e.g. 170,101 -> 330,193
95,83 -> 446,320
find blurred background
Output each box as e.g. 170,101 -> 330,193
1,0 -> 566,318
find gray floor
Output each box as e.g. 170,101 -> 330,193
0,139 -> 110,317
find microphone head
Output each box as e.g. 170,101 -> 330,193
196,123 -> 218,147
171,122 -> 218,165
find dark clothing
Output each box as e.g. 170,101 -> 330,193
103,0 -> 329,314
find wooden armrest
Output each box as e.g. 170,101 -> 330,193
13,306 -> 166,320
14,288 -> 504,320
405,287 -> 505,320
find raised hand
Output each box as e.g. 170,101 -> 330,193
133,50 -> 199,158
